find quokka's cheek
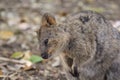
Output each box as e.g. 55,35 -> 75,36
47,47 -> 56,54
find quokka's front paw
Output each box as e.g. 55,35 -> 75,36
69,66 -> 79,77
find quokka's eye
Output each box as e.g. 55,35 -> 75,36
44,39 -> 48,46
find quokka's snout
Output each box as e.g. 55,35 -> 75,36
41,52 -> 50,59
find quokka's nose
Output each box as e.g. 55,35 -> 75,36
41,52 -> 49,59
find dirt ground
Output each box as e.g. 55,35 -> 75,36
0,0 -> 120,80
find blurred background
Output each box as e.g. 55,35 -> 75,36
0,0 -> 120,80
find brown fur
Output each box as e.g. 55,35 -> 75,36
37,11 -> 120,80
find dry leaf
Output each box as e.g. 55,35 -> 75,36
20,59 -> 33,70
23,51 -> 32,60
18,22 -> 30,30
0,69 -> 3,75
23,65 -> 33,71
0,31 -> 14,40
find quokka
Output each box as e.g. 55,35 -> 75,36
37,11 -> 120,80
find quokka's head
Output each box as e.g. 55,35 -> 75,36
37,13 -> 69,59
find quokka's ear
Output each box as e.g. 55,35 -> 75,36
41,13 -> 56,27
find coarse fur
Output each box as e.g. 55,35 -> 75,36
37,11 -> 120,80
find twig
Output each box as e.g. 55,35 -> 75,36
2,73 -> 9,80
0,75 -> 8,78
0,57 -> 24,64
